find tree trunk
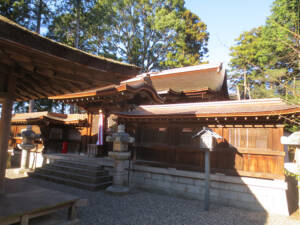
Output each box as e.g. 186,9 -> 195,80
29,0 -> 43,113
36,0 -> 42,34
70,0 -> 81,114
236,85 -> 241,100
75,0 -> 80,49
243,70 -> 247,99
61,103 -> 65,114
247,86 -> 251,99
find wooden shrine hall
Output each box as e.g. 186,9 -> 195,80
50,63 -> 300,180
118,98 -> 300,180
51,63 -> 229,147
49,63 -> 300,215
49,60 -> 300,180
10,112 -> 88,154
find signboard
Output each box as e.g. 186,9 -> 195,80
192,127 -> 222,211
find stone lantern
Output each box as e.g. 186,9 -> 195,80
281,131 -> 300,211
281,131 -> 300,168
18,127 -> 36,169
106,124 -> 135,193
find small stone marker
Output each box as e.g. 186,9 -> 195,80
193,127 -> 222,211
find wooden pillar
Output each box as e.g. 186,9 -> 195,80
103,110 -> 108,147
204,149 -> 210,211
87,113 -> 92,145
0,97 -> 14,194
0,75 -> 15,194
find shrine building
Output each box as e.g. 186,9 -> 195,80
45,62 -> 300,215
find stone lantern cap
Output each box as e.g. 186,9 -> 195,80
106,124 -> 135,152
18,127 -> 37,151
281,132 -> 300,146
106,124 -> 135,144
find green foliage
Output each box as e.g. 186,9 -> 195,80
229,28 -> 262,99
229,0 -> 300,103
13,101 -> 28,113
47,0 -> 97,51
48,0 -> 208,71
229,0 -> 300,130
0,0 -> 54,31
163,10 -> 209,68
0,0 -> 32,27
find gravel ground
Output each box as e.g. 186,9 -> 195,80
25,178 -> 299,225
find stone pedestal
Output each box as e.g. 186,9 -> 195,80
106,150 -> 131,193
21,149 -> 31,169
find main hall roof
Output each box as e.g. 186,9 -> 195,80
122,62 -> 228,94
117,98 -> 300,118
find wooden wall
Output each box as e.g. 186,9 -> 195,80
10,124 -> 83,154
127,122 -> 285,180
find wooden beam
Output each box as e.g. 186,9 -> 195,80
16,57 -> 120,85
65,81 -> 83,92
2,65 -> 60,97
34,67 -> 93,86
14,89 -> 31,101
50,79 -> 78,93
16,85 -> 41,99
11,63 -> 67,96
7,61 -> 93,87
17,78 -> 48,98
27,76 -> 61,96
5,49 -> 32,63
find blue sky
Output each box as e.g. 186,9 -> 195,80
185,0 -> 274,68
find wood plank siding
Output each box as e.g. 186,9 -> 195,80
127,122 -> 285,180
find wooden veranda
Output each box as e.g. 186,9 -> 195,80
0,15 -> 140,193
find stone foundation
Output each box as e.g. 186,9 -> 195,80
97,158 -> 292,216
42,155 -> 295,216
